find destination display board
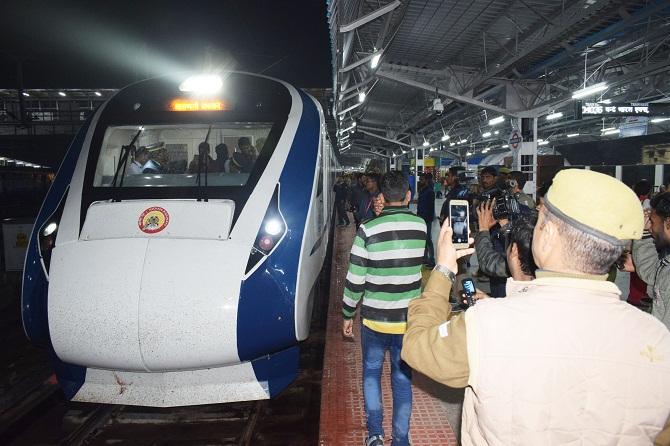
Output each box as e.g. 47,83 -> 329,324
575,101 -> 670,118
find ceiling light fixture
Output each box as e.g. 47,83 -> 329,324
567,133 -> 580,137
482,132 -> 492,138
489,116 -> 505,126
370,52 -> 382,69
546,112 -> 564,120
572,82 -> 608,99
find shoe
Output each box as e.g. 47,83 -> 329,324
365,435 -> 384,446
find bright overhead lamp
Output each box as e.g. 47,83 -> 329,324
358,91 -> 366,103
602,128 -> 620,135
546,112 -> 563,120
422,139 -> 429,147
22,92 -> 29,97
599,99 -> 611,104
482,148 -> 490,153
450,142 -> 456,147
441,134 -> 450,141
179,74 -> 223,94
371,52 -> 382,69
651,117 -> 670,123
458,138 -> 468,144
494,130 -> 499,135
572,82 -> 608,99
489,116 -> 505,126
58,91 -> 66,97
94,91 -> 102,97
482,132 -> 492,138
567,133 -> 580,137
537,138 -> 544,142
538,140 -> 549,146
502,144 -> 509,148
352,121 -> 357,127
600,127 -> 616,132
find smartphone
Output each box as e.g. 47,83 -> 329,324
462,278 -> 476,307
449,199 -> 470,249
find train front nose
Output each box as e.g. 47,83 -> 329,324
48,200 -> 250,372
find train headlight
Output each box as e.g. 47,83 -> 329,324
179,74 -> 223,94
264,219 -> 283,236
37,190 -> 69,276
245,185 -> 287,275
259,235 -> 275,251
42,222 -> 58,237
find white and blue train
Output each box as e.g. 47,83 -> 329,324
22,72 -> 336,406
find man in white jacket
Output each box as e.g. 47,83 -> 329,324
402,169 -> 670,445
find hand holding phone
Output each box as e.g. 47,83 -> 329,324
449,200 -> 470,249
462,278 -> 477,307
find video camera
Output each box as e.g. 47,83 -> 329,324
479,179 -> 522,221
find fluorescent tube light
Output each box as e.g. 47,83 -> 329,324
546,112 -> 563,120
572,82 -> 608,99
489,116 -> 505,125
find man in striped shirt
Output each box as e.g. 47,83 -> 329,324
342,171 -> 427,446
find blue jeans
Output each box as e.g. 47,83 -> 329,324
361,325 -> 412,446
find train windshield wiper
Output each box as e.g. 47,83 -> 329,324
111,128 -> 143,190
196,125 -> 212,202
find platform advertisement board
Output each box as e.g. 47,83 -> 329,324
2,220 -> 33,272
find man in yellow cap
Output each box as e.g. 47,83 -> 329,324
402,169 -> 670,445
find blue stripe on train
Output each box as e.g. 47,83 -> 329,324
22,120 -> 91,398
237,91 -> 320,396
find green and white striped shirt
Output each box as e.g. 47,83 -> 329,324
342,206 -> 427,334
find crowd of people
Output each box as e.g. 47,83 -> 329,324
338,167 -> 670,446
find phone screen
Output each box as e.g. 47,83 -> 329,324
462,278 -> 476,295
450,204 -> 469,244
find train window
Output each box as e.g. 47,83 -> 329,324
92,123 -> 273,188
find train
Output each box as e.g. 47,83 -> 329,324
21,71 -> 336,406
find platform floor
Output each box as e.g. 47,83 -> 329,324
318,219 -> 458,446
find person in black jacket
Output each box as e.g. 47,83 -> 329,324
333,176 -> 351,226
417,173 -> 436,266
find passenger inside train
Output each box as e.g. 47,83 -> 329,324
93,123 -> 272,187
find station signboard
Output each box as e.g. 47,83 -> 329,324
575,101 -> 670,119
509,130 -> 522,150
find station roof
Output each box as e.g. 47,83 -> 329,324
328,0 -> 670,165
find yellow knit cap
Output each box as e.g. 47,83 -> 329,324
544,169 -> 644,242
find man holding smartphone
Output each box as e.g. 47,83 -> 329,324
402,169 -> 670,445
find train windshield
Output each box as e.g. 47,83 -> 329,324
93,123 -> 272,188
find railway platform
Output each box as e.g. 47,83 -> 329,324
319,220 -> 459,446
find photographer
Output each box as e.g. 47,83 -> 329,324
475,199 -> 509,297
402,169 -> 670,445
509,170 -> 535,210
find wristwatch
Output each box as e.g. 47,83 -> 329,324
434,264 -> 456,282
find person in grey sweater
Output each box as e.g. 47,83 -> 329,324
631,192 -> 670,328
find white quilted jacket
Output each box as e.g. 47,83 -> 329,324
461,276 -> 670,446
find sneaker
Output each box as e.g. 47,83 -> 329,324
365,434 -> 384,446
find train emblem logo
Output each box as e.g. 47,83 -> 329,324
138,207 -> 170,234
